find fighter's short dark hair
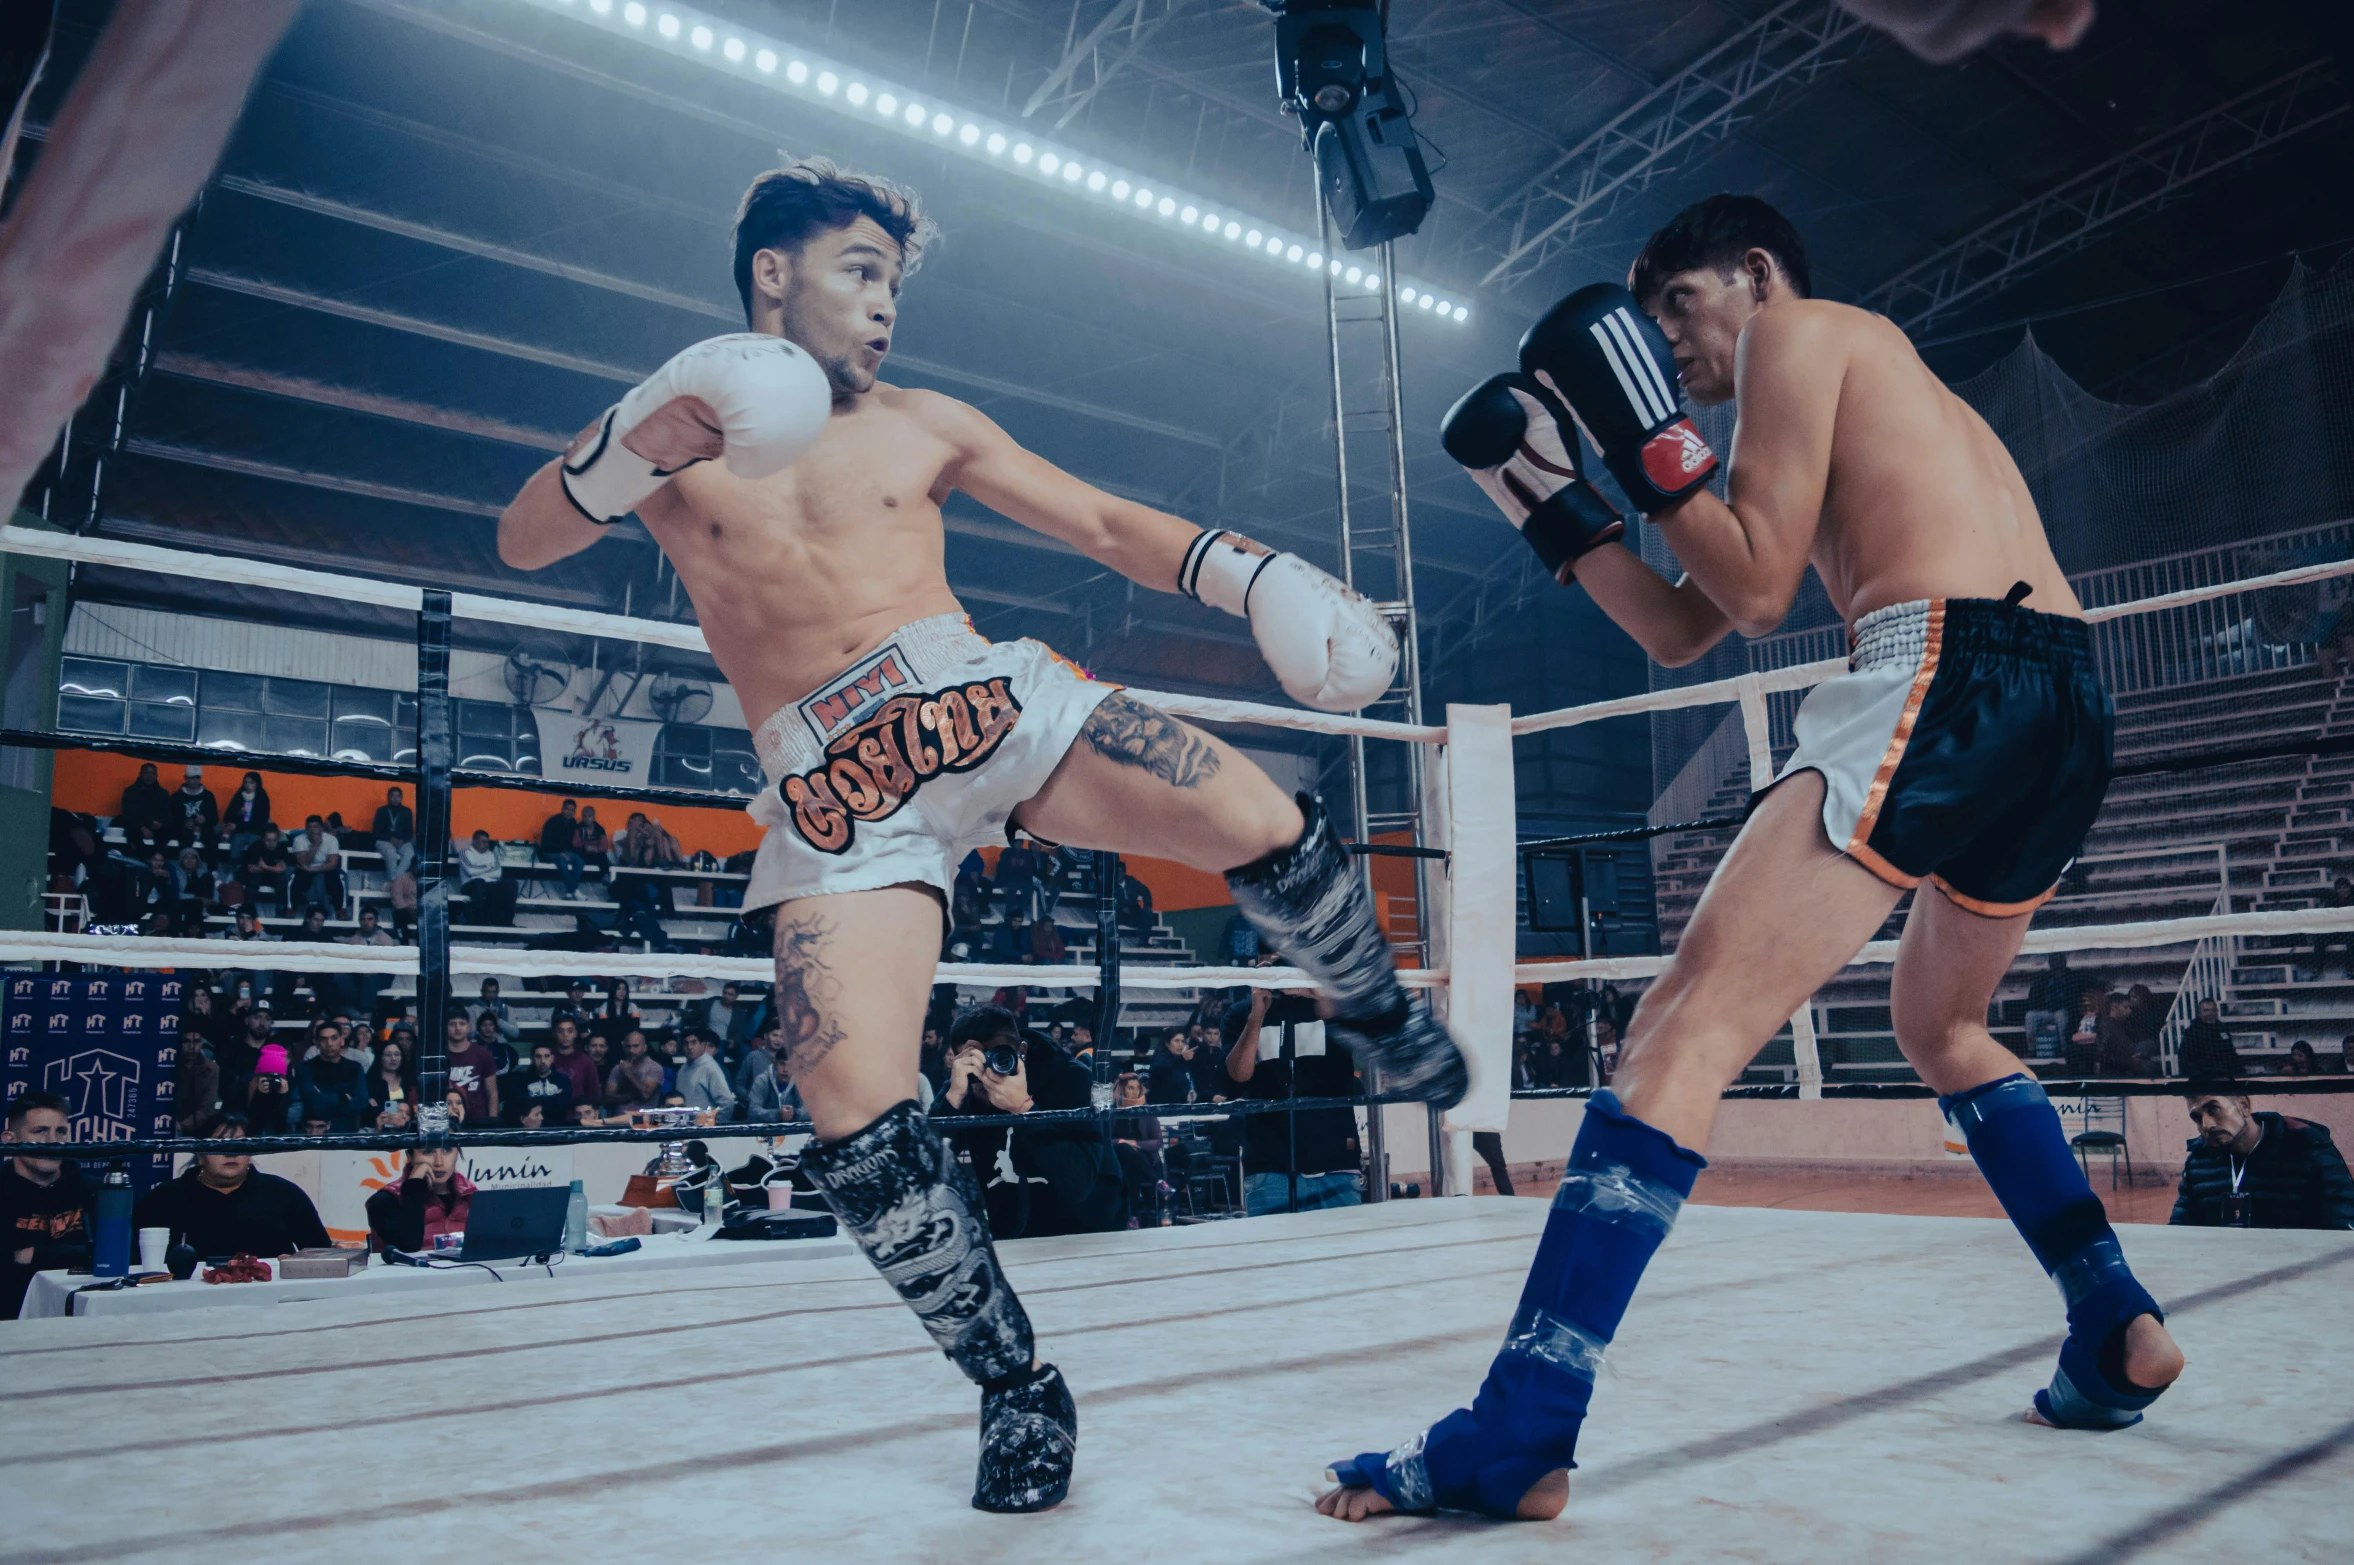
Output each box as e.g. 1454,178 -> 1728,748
732,155 -> 937,322
6,1091 -> 67,1128
1630,193 -> 1813,307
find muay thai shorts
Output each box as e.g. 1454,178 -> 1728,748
1765,591 -> 2112,916
744,614 -> 1115,908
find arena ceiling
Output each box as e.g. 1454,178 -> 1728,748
13,0 -> 2353,715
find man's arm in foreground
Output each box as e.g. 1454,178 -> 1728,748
497,422 -> 614,572
922,391 -> 1201,591
1571,547 -> 1737,669
1649,307 -> 1844,637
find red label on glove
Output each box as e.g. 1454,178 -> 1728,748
1639,419 -> 1717,495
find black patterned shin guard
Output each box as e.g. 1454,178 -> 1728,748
801,1099 -> 1033,1385
1225,793 -> 1405,1025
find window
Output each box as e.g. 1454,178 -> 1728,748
200,672 -> 329,756
57,657 -> 128,735
330,687 -> 397,763
653,724 -> 759,794
455,700 -> 540,773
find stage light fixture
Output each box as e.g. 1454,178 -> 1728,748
1264,1 -> 1433,250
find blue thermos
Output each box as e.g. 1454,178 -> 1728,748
92,1163 -> 133,1279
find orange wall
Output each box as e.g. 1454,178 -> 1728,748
52,753 -> 764,859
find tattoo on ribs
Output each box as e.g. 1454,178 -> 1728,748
1081,694 -> 1222,790
772,916 -> 847,1079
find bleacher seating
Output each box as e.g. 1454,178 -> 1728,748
1643,659 -> 2353,1080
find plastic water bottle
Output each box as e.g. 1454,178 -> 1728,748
92,1164 -> 133,1279
563,1178 -> 589,1254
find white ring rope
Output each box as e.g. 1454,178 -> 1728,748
8,524 -> 2338,743
1513,905 -> 2354,985
0,930 -> 1440,991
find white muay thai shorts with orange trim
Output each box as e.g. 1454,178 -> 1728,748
743,613 -> 1115,909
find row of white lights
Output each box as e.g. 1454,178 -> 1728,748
519,0 -> 1473,323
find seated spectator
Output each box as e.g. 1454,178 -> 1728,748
1036,843 -> 1069,921
133,1112 -> 331,1258
994,838 -> 1039,921
2172,1086 -> 2354,1229
1028,911 -> 1067,966
468,977 -> 515,1051
2342,1033 -> 2354,1075
699,982 -> 752,1048
167,765 -> 218,851
605,1028 -> 664,1110
547,1016 -> 601,1106
2178,998 -> 2241,1081
939,1006 -> 1125,1238
2,1094 -> 91,1316
246,1041 -> 295,1129
951,849 -> 990,930
734,1020 -> 786,1101
598,978 -> 642,1038
505,1043 -> 574,1127
130,850 -> 175,926
291,814 -> 344,915
576,805 -> 612,883
1222,980 -> 1365,1217
2064,990 -> 2103,1076
611,813 -> 681,946
1117,871 -> 1154,936
738,1051 -> 803,1124
455,829 -> 515,926
177,1026 -> 221,1133
237,825 -> 293,915
1148,1029 -> 1197,1105
673,1029 -> 736,1116
291,1021 -> 369,1133
364,1143 -> 476,1252
334,905 -> 398,1018
116,762 -> 174,854
2094,991 -> 2144,1077
988,909 -> 1030,966
2285,1040 -> 2320,1077
214,907 -> 281,1008
2304,873 -> 2354,974
366,1037 -> 418,1130
550,981 -> 595,1033
371,785 -> 415,881
538,798 -> 586,900
220,771 -> 271,861
384,855 -> 419,938
1111,1072 -> 1165,1226
441,1013 -> 501,1125
169,846 -> 215,931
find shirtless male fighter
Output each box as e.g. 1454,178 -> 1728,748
1314,194 -> 2185,1522
495,157 -> 1465,1514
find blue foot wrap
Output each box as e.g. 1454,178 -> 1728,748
1331,1092 -> 1703,1516
1943,1075 -> 2167,1430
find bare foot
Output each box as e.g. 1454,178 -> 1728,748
1313,1468 -> 1568,1522
2023,1314 -> 2185,1426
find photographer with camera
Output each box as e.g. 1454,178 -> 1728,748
1223,961 -> 1366,1217
939,1006 -> 1126,1239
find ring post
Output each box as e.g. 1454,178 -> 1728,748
413,589 -> 454,1137
1737,672 -> 1824,1097
1093,848 -> 1121,1104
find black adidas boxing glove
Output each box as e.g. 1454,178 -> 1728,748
1440,372 -> 1625,583
1518,283 -> 1717,515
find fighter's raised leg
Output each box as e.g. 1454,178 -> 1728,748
1320,771 -> 1903,1521
1015,692 -> 1468,1107
1893,884 -> 2183,1428
778,886 -> 1077,1513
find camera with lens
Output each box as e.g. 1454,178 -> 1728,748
983,1040 -> 1023,1077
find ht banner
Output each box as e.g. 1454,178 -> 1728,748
3,973 -> 181,1194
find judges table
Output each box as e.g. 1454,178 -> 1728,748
20,1225 -> 852,1320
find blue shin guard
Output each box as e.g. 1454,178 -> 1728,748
1331,1091 -> 1704,1516
1942,1075 -> 2167,1429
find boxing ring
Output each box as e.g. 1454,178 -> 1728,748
5,527 -> 2354,1558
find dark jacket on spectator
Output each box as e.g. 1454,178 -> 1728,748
118,777 -> 173,836
948,1039 -> 1124,1239
1147,1049 -> 1196,1106
538,812 -> 579,857
293,1054 -> 370,1133
177,1043 -> 221,1132
365,1167 -> 477,1252
1222,998 -> 1363,1178
171,783 -> 219,843
504,1065 -> 574,1126
2,1164 -> 92,1316
133,1168 -> 330,1259
2179,1020 -> 2242,1081
2171,1113 -> 2354,1229
372,801 -> 415,843
221,782 -> 271,833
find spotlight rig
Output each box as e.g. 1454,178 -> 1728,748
1265,0 -> 1435,250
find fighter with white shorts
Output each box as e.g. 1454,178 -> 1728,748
496,157 -> 1466,1515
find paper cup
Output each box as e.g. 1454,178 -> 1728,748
137,1228 -> 170,1272
766,1183 -> 793,1210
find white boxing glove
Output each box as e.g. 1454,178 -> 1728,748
561,333 -> 832,524
1179,530 -> 1399,712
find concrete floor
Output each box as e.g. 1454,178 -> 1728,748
2,1199 -> 2348,1564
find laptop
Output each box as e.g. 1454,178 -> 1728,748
455,1186 -> 570,1263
